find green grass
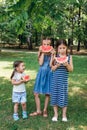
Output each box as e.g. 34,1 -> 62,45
0,52 -> 87,130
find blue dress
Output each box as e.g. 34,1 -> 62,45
50,55 -> 70,108
34,55 -> 51,94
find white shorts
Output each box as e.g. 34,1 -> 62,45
12,92 -> 27,103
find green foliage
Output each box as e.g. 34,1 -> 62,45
0,0 -> 87,49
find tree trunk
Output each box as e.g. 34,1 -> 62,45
27,37 -> 33,50
51,38 -> 54,48
77,6 -> 81,51
77,39 -> 80,51
83,23 -> 87,49
0,31 -> 2,51
68,38 -> 73,54
18,35 -> 23,49
35,30 -> 38,46
84,40 -> 87,49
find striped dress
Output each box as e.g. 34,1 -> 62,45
50,55 -> 70,108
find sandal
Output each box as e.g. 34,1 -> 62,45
29,111 -> 42,116
43,110 -> 48,117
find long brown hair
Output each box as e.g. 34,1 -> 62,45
41,36 -> 51,45
56,39 -> 68,56
10,60 -> 23,79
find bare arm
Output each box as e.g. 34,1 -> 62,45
50,54 -> 54,67
38,46 -> 42,59
50,55 -> 61,71
51,64 -> 61,71
38,53 -> 44,65
11,79 -> 25,85
63,56 -> 73,72
50,50 -> 56,67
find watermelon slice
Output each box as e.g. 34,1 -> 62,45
41,45 -> 53,52
22,75 -> 30,81
55,56 -> 68,63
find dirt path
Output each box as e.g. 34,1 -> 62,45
1,48 -> 87,55
1,49 -> 38,54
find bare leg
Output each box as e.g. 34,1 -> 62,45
53,105 -> 58,118
62,106 -> 67,118
34,93 -> 41,113
21,102 -> 27,111
43,94 -> 50,111
13,103 -> 19,120
52,106 -> 58,121
14,103 -> 19,113
43,94 -> 50,117
21,102 -> 28,118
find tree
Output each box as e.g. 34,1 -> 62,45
0,0 -> 87,51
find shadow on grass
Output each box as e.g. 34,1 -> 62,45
73,55 -> 87,74
0,76 -> 87,130
0,52 -> 87,130
0,52 -> 39,72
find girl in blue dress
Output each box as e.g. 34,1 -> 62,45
50,39 -> 73,122
30,38 -> 54,117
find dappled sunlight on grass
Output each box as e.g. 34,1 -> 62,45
26,70 -> 37,79
65,126 -> 87,130
85,80 -> 87,84
0,61 -> 12,79
79,125 -> 87,130
0,52 -> 87,130
0,61 -> 12,68
66,127 -> 75,130
0,61 -> 37,80
69,87 -> 81,96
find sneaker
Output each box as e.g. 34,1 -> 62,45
13,113 -> 19,121
62,117 -> 68,122
52,117 -> 58,122
22,111 -> 28,119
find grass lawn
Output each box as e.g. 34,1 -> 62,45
0,51 -> 87,130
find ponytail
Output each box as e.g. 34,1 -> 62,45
10,69 -> 16,79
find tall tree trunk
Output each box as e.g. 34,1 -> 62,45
51,38 -> 54,48
68,38 -> 73,54
18,35 -> 23,49
83,23 -> 87,49
71,17 -> 74,45
27,37 -> 33,50
77,6 -> 81,51
0,31 -> 2,51
35,30 -> 38,46
68,6 -> 74,54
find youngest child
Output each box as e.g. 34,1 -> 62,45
11,60 -> 29,121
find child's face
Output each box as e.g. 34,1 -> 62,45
42,40 -> 51,46
58,44 -> 67,55
16,63 -> 25,73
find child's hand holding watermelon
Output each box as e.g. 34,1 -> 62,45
55,56 -> 68,64
22,75 -> 30,82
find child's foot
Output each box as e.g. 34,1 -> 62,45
52,117 -> 58,122
22,111 -> 28,119
43,110 -> 48,117
62,117 -> 68,122
29,111 -> 42,116
13,113 -> 19,121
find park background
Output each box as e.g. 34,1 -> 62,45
0,0 -> 87,130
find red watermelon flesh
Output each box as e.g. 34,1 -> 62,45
41,45 -> 52,52
23,75 -> 30,81
56,56 -> 68,63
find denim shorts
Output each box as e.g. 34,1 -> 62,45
12,91 -> 27,103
